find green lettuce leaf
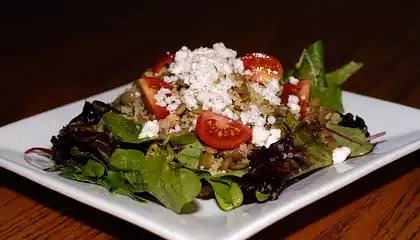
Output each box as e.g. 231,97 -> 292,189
291,143 -> 333,178
326,124 -> 373,157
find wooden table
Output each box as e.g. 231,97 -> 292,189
1,1 -> 419,239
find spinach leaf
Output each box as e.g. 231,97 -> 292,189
139,155 -> 201,213
206,179 -> 243,211
209,169 -> 248,178
326,124 -> 373,157
255,190 -> 270,202
59,165 -> 98,183
82,159 -> 105,178
123,171 -> 145,191
196,169 -> 248,178
146,143 -> 166,157
170,132 -> 198,145
177,148 -> 202,169
102,112 -> 152,143
70,148 -> 99,161
109,149 -> 144,171
176,141 -> 204,169
325,61 -> 363,85
106,170 -> 126,190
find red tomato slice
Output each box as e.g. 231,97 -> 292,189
153,54 -> 175,75
196,110 -> 252,150
282,79 -> 311,115
137,77 -> 173,120
241,53 -> 283,84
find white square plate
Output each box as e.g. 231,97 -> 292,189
1,84 -> 420,240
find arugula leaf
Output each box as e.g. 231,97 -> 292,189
102,112 -> 152,143
326,124 -> 373,157
139,155 -> 201,213
109,149 -> 145,171
293,41 -> 362,113
206,179 -> 243,211
325,61 -> 363,85
82,159 -> 105,178
295,40 -> 326,90
170,132 -> 198,145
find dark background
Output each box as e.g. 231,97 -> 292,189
0,1 -> 419,239
1,0 -> 419,127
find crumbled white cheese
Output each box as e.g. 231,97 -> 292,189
134,91 -> 141,97
287,95 -> 301,114
265,128 -> 282,148
189,119 -> 198,131
289,76 -> 299,85
168,125 -> 182,133
332,146 -> 352,164
251,126 -> 281,148
139,120 -> 160,139
163,43 -> 243,115
249,79 -> 281,106
154,88 -> 181,111
251,126 -> 271,147
267,116 -> 276,125
240,104 -> 266,127
221,108 -> 239,120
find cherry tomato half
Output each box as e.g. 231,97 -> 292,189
196,110 -> 252,150
153,54 -> 175,75
137,77 -> 173,120
241,53 -> 283,84
282,79 -> 311,115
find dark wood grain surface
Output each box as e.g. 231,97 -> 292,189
1,1 -> 419,239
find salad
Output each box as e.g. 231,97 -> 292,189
26,41 -> 385,213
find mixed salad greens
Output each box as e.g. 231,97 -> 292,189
26,41 -> 384,213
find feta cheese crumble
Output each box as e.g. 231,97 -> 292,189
289,76 -> 299,85
240,104 -> 266,127
139,120 -> 160,139
154,88 -> 181,111
163,43 -> 244,114
251,126 -> 270,147
332,146 -> 352,164
251,127 -> 282,148
168,125 -> 182,133
249,79 -> 282,105
265,128 -> 282,148
287,95 -> 301,114
267,116 -> 276,125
